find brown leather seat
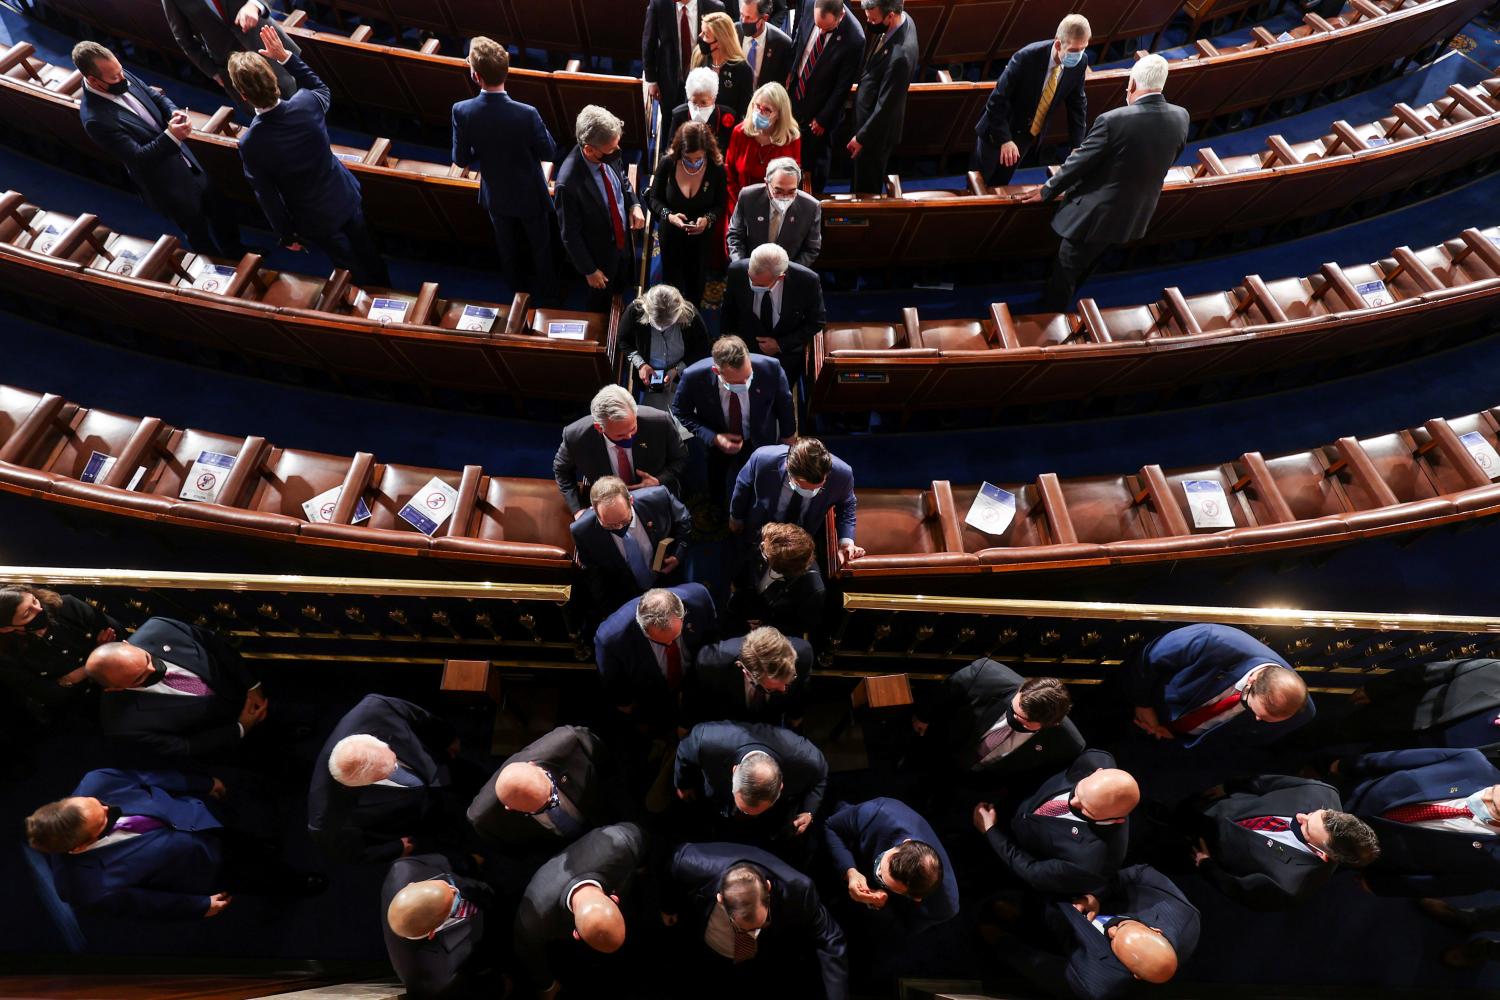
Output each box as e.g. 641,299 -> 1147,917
1010,313 -> 1077,348
433,476 -> 574,560
851,487 -> 963,564
0,405 -> 146,491
913,320 -> 994,354
1057,476 -> 1154,544
301,461 -> 462,550
171,445 -> 361,535
824,325 -> 906,353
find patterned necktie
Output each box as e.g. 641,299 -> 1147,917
1383,801 -> 1474,824
599,163 -> 626,250
1236,815 -> 1291,832
782,490 -> 803,527
974,719 -> 1013,765
679,5 -> 694,76
545,791 -> 588,839
1030,63 -> 1063,138
733,925 -> 758,962
161,668 -> 213,697
796,30 -> 828,102
663,639 -> 683,690
1034,796 -> 1071,818
1169,690 -> 1242,735
114,814 -> 166,834
747,37 -> 759,81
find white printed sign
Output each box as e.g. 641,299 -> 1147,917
1355,279 -> 1392,307
126,466 -> 147,491
301,484 -> 372,524
397,476 -> 459,535
334,152 -> 362,162
1366,136 -> 1391,147
80,451 -> 116,484
193,262 -> 238,293
1275,30 -> 1293,41
108,248 -> 141,276
367,297 -> 411,324
1183,479 -> 1235,529
179,450 -> 236,503
546,320 -> 588,340
1460,431 -> 1500,481
457,305 -> 498,332
35,223 -> 61,254
965,482 -> 1017,536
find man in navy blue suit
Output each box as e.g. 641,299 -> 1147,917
823,797 -> 957,936
554,105 -> 645,311
228,27 -> 389,286
73,41 -> 242,259
974,15 -> 1091,187
730,436 -> 863,562
787,0 -> 865,193
672,335 -> 796,501
675,720 -> 827,844
594,584 -> 716,726
450,37 -> 558,304
721,242 -> 824,398
571,475 -> 692,616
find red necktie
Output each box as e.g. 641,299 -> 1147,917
1169,690 -> 1242,735
1236,815 -> 1291,832
599,163 -> 626,250
210,0 -> 229,18
1383,801 -> 1473,824
727,390 -> 742,439
664,640 -> 683,690
1034,797 -> 1070,817
796,29 -> 828,102
614,442 -> 633,483
679,4 -> 693,77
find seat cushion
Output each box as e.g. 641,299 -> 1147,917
1103,535 -> 1230,556
432,537 -> 575,562
167,501 -> 302,534
49,479 -> 176,513
824,325 -> 902,352
977,543 -> 1108,565
300,522 -> 432,550
915,322 -> 991,353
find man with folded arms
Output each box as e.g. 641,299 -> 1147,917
572,475 -> 692,615
673,335 -> 796,503
382,852 -> 496,998
555,385 -> 688,517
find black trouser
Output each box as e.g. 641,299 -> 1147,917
974,134 -> 1037,189
1042,236 -> 1112,313
162,173 -> 243,260
658,227 -> 712,309
797,120 -> 837,194
314,210 -> 390,287
583,250 -> 638,314
851,139 -> 895,195
492,210 -> 557,306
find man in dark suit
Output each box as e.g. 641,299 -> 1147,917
1342,747 -> 1500,896
974,15 -> 1091,187
571,475 -> 692,616
912,660 -> 1084,784
672,335 -> 796,502
738,0 -> 795,89
1331,657 -> 1500,750
721,243 -> 825,395
788,0 -> 865,193
683,626 -> 812,729
162,0 -> 300,103
595,584 -> 717,724
468,725 -> 622,855
730,437 -> 863,562
229,28 -> 389,286
725,522 -> 826,638
1023,53 -> 1189,311
727,158 -> 822,267
847,0 -> 918,194
675,720 -> 827,844
1126,623 -> 1314,749
451,37 -> 558,305
382,853 -> 495,998
555,104 -> 645,310
644,0 -> 730,137
666,841 -> 848,999
307,694 -> 462,864
26,767 -> 321,920
823,797 -> 958,936
514,822 -> 647,997
993,864 -> 1199,1000
975,749 -> 1139,895
86,616 -> 265,763
554,384 -> 688,515
72,42 -> 242,260
1186,776 -> 1379,910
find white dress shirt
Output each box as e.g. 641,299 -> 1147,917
648,633 -> 687,678
716,380 -> 752,439
1182,671 -> 1254,737
610,509 -> 655,572
1399,798 -> 1500,837
751,279 -> 785,330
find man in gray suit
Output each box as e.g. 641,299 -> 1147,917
728,157 -> 822,267
162,0 -> 300,105
1024,53 -> 1188,311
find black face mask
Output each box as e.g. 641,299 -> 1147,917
103,804 -> 123,834
105,78 -> 130,97
140,656 -> 166,688
867,20 -> 888,35
23,608 -> 51,634
699,38 -> 715,57
607,523 -> 632,538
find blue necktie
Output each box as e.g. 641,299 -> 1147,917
389,765 -> 424,788
782,490 -> 804,527
747,37 -> 759,79
616,526 -> 654,587
546,799 -> 587,840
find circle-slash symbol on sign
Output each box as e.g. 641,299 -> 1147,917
197,473 -> 216,492
425,492 -> 446,510
321,502 -> 336,520
1202,499 -> 1219,517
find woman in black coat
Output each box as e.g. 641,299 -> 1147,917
619,284 -> 710,412
0,584 -> 119,722
646,120 -> 727,310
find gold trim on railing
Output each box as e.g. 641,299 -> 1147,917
0,567 -> 571,603
840,593 -> 1500,633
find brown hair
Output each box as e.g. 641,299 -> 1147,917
0,586 -> 63,643
786,437 -> 832,483
228,51 -> 280,110
888,840 -> 943,899
669,120 -> 724,167
760,522 -> 814,576
70,40 -> 114,79
737,626 -> 798,685
467,36 -> 510,87
711,335 -> 750,369
719,863 -> 770,923
1323,811 -> 1381,867
25,799 -> 90,853
1017,676 -> 1072,726
589,475 -> 631,508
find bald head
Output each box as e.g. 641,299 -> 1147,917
1076,768 -> 1140,823
571,884 -> 626,952
496,761 -> 552,813
1245,664 -> 1308,723
1111,920 -> 1178,983
388,879 -> 456,939
84,641 -> 155,690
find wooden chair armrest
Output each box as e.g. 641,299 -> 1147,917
1037,472 -> 1079,544
1161,287 -> 1202,335
1076,299 -> 1111,342
134,235 -> 183,282
0,393 -> 65,463
1460,228 -> 1500,273
990,302 -> 1021,349
900,306 -> 922,346
331,453 -> 375,523
49,214 -> 104,259
1237,451 -> 1296,522
1318,262 -> 1364,310
218,436 -> 269,507
1423,418 -> 1492,490
410,282 -> 440,326
1391,247 -> 1443,293
105,417 -> 165,488
1328,120 -> 1368,155
1139,465 -> 1190,535
1244,274 -> 1290,323
1333,437 -> 1400,507
222,253 -> 263,299
315,268 -> 353,312
447,466 -> 485,537
932,479 -> 966,553
362,137 -> 392,167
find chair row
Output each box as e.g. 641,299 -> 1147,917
812,224 -> 1500,412
827,407 -> 1500,580
0,190 -> 620,403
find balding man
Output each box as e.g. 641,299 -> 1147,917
721,242 -> 825,397
1127,624 -> 1314,749
555,105 -> 646,310
675,720 -> 827,845
727,158 -> 822,267
571,475 -> 692,615
554,384 -> 688,516
975,749 -> 1138,895
1022,53 -> 1189,311
86,616 -> 264,764
467,725 -> 623,856
595,584 -> 717,726
514,822 -> 647,996
381,853 -> 496,997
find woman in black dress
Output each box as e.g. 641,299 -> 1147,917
646,120 -> 727,310
0,584 -> 119,722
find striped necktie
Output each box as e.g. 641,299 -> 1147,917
1029,63 -> 1062,138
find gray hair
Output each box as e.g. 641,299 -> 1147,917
642,284 -> 696,331
329,734 -> 394,786
635,588 -> 685,632
575,104 -> 624,147
590,384 -> 637,425
1057,14 -> 1091,43
765,157 -> 802,185
685,66 -> 720,101
732,749 -> 783,808
861,0 -> 903,13
1130,53 -> 1168,94
748,242 -> 790,279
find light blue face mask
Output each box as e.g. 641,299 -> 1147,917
681,156 -> 706,173
1060,48 -> 1085,68
752,111 -> 773,130
1467,789 -> 1496,825
790,478 -> 822,499
719,375 -> 752,395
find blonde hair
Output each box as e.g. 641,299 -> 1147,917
692,12 -> 745,68
742,82 -> 800,147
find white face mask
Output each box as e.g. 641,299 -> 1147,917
789,478 -> 822,499
770,193 -> 796,208
689,103 -> 714,123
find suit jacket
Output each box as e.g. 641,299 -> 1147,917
1040,92 -> 1189,245
671,354 -> 795,452
514,822 -> 647,990
308,694 -> 456,864
788,6 -> 865,132
1355,657 -> 1500,735
552,406 -> 687,513
49,768 -> 223,920
1197,775 -> 1342,910
1050,864 -> 1200,1000
79,74 -> 206,225
451,89 -> 556,220
721,259 -> 825,358
669,842 -> 847,1000
98,617 -> 257,761
1345,747 -> 1500,896
852,14 -> 918,150
738,21 -> 795,89
593,583 -> 717,713
1127,624 -> 1314,749
468,726 -> 622,851
915,657 -> 1086,775
675,720 -> 827,825
725,545 -> 826,638
667,101 -> 738,153
975,40 -> 1088,150
161,0 -> 299,97
681,633 -> 813,728
730,443 -> 856,543
554,145 -> 638,280
986,750 -> 1130,895
822,797 -> 958,935
618,297 -> 711,382
571,485 -> 693,611
238,55 -> 362,243
380,854 -> 495,998
643,0 -> 729,96
727,185 -> 822,267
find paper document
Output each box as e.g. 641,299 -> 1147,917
301,484 -> 372,524
80,451 -> 116,485
179,450 -> 237,503
193,262 -> 238,293
397,476 -> 459,535
1460,431 -> 1500,481
35,223 -> 61,254
457,304 -> 498,332
125,466 -> 147,491
367,297 -> 411,324
965,482 -> 1017,536
546,320 -> 588,340
1354,280 -> 1392,307
1183,479 -> 1235,529
108,248 -> 141,276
